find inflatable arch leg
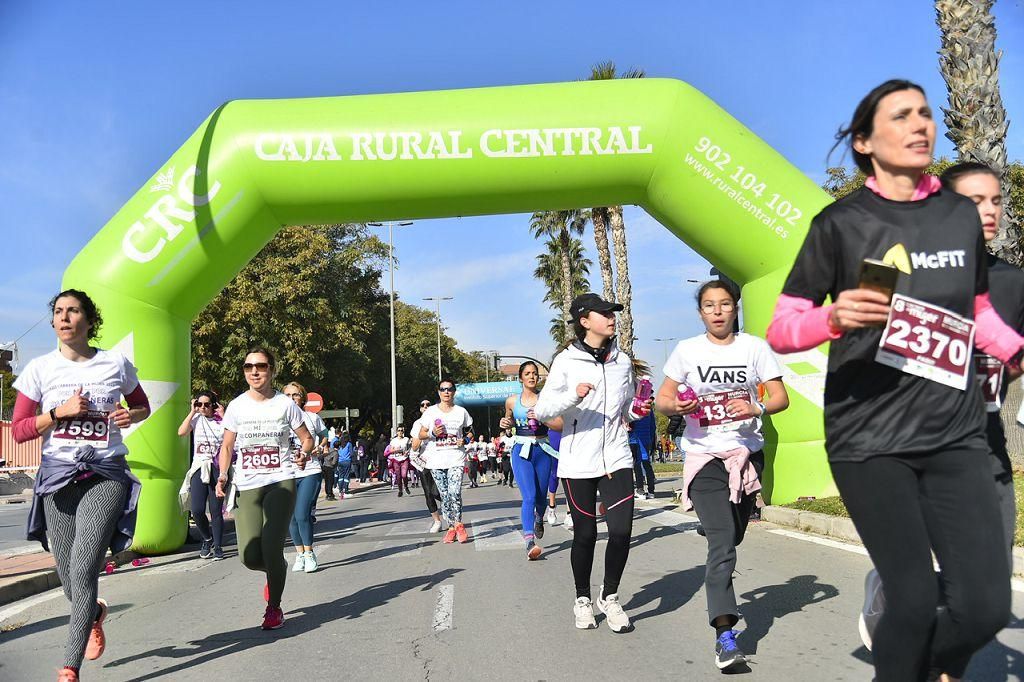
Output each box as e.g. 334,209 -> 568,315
63,79 -> 834,553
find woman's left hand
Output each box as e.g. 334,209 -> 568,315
725,399 -> 760,419
110,406 -> 132,429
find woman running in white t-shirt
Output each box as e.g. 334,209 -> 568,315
177,390 -> 226,560
283,381 -> 329,574
418,377 -> 474,543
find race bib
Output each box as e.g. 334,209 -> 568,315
696,390 -> 753,433
436,433 -> 461,448
52,410 -> 111,448
974,354 -> 1003,411
875,294 -> 975,391
240,445 -> 282,471
196,441 -> 218,458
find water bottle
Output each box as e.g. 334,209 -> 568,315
632,378 -> 653,414
677,384 -> 699,421
434,418 -> 447,438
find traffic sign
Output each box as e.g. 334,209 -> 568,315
305,392 -> 324,413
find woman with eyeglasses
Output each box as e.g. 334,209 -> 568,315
215,348 -> 314,630
410,398 -> 444,532
655,280 -> 789,671
283,381 -> 328,574
12,289 -> 151,682
418,378 -> 474,543
177,390 -> 226,560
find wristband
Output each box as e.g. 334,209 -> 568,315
49,408 -> 58,422
755,401 -> 767,417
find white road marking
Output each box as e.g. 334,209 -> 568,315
372,521 -> 423,558
0,587 -> 64,622
768,528 -> 870,556
472,517 -> 524,551
432,584 -> 454,631
639,509 -> 699,529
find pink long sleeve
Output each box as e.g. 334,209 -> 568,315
12,393 -> 41,443
766,294 -> 842,353
975,292 -> 1024,364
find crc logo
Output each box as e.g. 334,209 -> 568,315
121,165 -> 221,264
894,299 -> 906,313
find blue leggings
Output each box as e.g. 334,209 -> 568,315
548,458 -> 560,495
289,472 -> 323,547
509,443 -> 553,538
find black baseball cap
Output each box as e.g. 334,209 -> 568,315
569,293 -> 623,321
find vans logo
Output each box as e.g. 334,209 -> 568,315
910,250 -> 966,269
697,365 -> 747,384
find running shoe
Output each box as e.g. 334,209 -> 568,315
292,553 -> 306,572
261,605 -> 285,630
455,522 -> 469,543
574,597 -> 598,629
304,550 -> 318,573
596,588 -> 633,633
645,492 -> 655,500
565,512 -> 574,531
443,527 -> 457,544
58,668 -> 79,681
83,598 -> 108,660
199,540 -> 213,559
428,519 -> 442,533
715,630 -> 747,670
534,513 -> 545,539
858,568 -> 885,652
526,540 -> 542,560
212,546 -> 225,561
545,506 -> 558,526
398,488 -> 404,497
326,495 -> 337,501
634,489 -> 646,500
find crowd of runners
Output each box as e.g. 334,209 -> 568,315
8,78 -> 1023,681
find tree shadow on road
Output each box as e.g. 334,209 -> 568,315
737,574 -> 839,654
624,565 -> 704,623
101,568 -> 463,682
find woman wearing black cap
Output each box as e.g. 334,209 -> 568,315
535,293 -> 652,634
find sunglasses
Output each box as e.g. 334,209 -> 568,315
194,401 -> 213,408
438,386 -> 455,392
242,362 -> 270,372
420,403 -> 430,407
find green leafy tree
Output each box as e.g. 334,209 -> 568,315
529,209 -> 590,343
534,235 -> 593,345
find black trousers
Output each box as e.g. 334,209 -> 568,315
321,466 -> 336,497
420,468 -> 441,514
564,468 -> 635,599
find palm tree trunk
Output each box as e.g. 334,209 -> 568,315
559,229 -> 573,343
591,207 -> 616,302
608,205 -> 634,356
936,0 -> 1020,264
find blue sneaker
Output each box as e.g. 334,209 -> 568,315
199,540 -> 213,559
715,630 -> 747,670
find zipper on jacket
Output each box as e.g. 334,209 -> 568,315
601,361 -> 609,478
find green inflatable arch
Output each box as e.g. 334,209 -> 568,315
63,79 -> 834,553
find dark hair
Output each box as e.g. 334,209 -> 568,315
831,79 -> 927,175
940,162 -> 999,191
518,361 -> 539,378
245,346 -> 276,369
438,376 -> 456,389
695,279 -> 738,308
572,319 -> 586,341
195,389 -> 219,407
49,289 -> 103,340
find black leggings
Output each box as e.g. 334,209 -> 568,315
420,468 -> 442,514
469,459 -> 480,484
189,469 -> 224,547
831,449 -> 1010,682
564,468 -> 634,599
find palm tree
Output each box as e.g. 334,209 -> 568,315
588,61 -> 645,355
936,0 -> 1020,264
534,235 -> 593,345
591,207 -> 615,302
529,209 -> 590,329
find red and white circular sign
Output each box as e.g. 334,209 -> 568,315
305,392 -> 324,413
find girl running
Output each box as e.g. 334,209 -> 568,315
215,348 -> 314,630
656,280 -> 790,670
177,390 -> 226,560
418,378 -> 474,543
535,293 -> 651,634
499,361 -> 562,560
283,381 -> 328,574
411,399 -> 444,532
767,80 -> 1021,681
12,289 -> 150,682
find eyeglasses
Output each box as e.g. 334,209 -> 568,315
438,386 -> 455,392
284,393 -> 302,399
420,403 -> 430,407
243,362 -> 270,372
195,401 -> 212,408
700,301 -> 735,314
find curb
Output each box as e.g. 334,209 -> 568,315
762,505 -> 1024,578
0,549 -> 138,609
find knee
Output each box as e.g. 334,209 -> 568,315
952,583 -> 1012,646
573,522 -> 598,547
885,582 -> 940,632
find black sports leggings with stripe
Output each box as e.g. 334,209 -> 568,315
564,468 -> 634,599
43,476 -> 129,669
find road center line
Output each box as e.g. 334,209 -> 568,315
432,584 -> 454,631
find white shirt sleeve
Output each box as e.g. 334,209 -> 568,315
286,402 -> 305,430
221,401 -> 239,433
534,352 -> 580,421
753,338 -> 785,383
12,359 -> 41,402
120,354 -> 141,394
663,342 -> 689,384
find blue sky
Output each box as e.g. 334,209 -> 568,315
2,1 -> 1023,382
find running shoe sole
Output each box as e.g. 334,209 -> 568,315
716,653 -> 747,670
527,544 -> 542,560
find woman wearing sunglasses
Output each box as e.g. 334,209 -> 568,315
215,348 -> 314,630
283,381 -> 329,574
410,398 -> 444,532
177,390 -> 226,560
418,378 -> 474,543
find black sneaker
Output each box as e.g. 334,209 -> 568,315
534,513 -> 545,539
715,630 -> 747,670
199,540 -> 213,559
212,546 -> 225,561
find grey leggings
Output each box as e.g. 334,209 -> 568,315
43,476 -> 129,669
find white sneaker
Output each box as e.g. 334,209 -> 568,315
291,553 -> 306,572
597,587 -> 633,633
574,597 -> 597,629
545,506 -> 558,526
565,512 -> 574,531
429,519 -> 442,533
858,568 -> 885,651
303,550 -> 318,573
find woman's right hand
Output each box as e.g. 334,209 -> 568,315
432,424 -> 445,437
215,477 -> 227,499
58,388 -> 90,419
673,398 -> 699,416
499,416 -> 512,430
830,288 -> 891,331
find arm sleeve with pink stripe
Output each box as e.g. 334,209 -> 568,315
766,294 -> 842,354
975,292 -> 1024,364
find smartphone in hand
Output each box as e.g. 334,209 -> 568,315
858,258 -> 899,303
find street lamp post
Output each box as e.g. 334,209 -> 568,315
423,296 -> 453,382
652,337 -> 678,364
369,220 -> 413,435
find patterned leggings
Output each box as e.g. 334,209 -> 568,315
43,476 -> 129,669
430,467 -> 464,525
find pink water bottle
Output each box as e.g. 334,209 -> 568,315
677,384 -> 699,420
632,378 -> 653,414
434,418 -> 447,438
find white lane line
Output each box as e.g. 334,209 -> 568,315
0,587 -> 64,622
640,509 -> 699,529
2,544 -> 43,558
372,521 -> 424,558
472,517 -> 524,551
768,528 -> 870,556
432,584 -> 454,631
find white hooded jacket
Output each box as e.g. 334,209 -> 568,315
534,338 -> 637,478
